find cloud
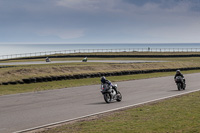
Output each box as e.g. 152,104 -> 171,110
38,28 -> 85,39
55,0 -> 199,12
56,0 -> 125,13
56,0 -> 104,10
145,20 -> 200,43
0,0 -> 200,43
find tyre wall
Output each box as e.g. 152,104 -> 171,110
1,67 -> 200,85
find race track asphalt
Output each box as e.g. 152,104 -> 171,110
0,73 -> 200,133
0,60 -> 166,66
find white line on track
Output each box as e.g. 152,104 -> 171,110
14,88 -> 200,133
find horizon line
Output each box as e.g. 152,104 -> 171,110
1,42 -> 200,45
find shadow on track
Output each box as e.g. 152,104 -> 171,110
86,102 -> 108,105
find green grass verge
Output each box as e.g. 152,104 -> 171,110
1,69 -> 200,96
39,91 -> 200,133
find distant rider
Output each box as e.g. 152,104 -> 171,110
101,76 -> 118,94
174,70 -> 185,83
46,57 -> 51,62
82,57 -> 87,62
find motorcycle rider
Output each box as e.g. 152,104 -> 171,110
101,76 -> 118,94
174,70 -> 185,85
46,57 -> 50,62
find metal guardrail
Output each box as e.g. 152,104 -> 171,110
1,48 -> 200,60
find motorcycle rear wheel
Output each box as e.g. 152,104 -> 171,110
116,91 -> 122,102
183,83 -> 186,90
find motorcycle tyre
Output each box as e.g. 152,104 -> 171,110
104,93 -> 111,103
116,91 -> 122,102
183,83 -> 186,90
177,83 -> 181,91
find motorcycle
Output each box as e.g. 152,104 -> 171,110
100,83 -> 122,103
82,57 -> 87,62
175,76 -> 186,91
46,58 -> 51,62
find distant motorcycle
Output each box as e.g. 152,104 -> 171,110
46,58 -> 51,62
100,83 -> 122,103
82,57 -> 87,62
175,76 -> 186,91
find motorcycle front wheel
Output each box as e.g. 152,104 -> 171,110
177,83 -> 181,91
104,93 -> 111,103
183,83 -> 186,90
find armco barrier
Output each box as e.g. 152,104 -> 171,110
1,67 -> 200,85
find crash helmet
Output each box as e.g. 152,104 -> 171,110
176,70 -> 181,74
101,76 -> 106,83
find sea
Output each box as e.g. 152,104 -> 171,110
0,43 -> 200,56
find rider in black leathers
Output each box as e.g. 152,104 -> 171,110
101,76 -> 118,94
174,70 -> 185,84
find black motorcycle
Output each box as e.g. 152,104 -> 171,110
100,83 -> 122,103
46,58 -> 51,62
175,76 -> 186,91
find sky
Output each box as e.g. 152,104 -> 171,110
0,0 -> 200,44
